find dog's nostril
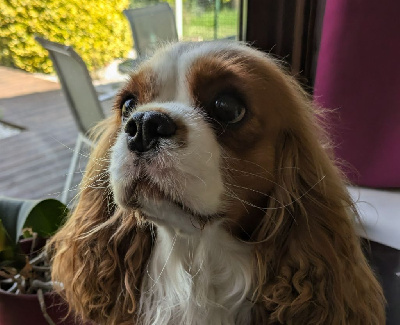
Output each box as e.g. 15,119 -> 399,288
125,118 -> 139,137
145,112 -> 177,138
125,111 -> 176,153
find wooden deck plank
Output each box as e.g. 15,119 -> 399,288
0,67 -> 117,204
0,125 -> 77,166
0,67 -> 60,99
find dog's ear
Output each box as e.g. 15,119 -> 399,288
47,117 -> 153,324
250,81 -> 385,324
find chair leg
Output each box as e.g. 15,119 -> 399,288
61,134 -> 84,204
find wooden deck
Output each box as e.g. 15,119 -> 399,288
0,67 -> 117,204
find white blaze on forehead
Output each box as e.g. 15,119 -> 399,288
142,41 -> 259,105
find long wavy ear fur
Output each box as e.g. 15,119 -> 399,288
251,75 -> 385,324
47,116 -> 152,324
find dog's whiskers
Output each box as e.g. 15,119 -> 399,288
221,166 -> 292,196
51,136 -> 110,166
225,187 -> 249,214
226,175 -> 327,210
224,182 -> 296,224
63,170 -> 109,207
223,192 -> 265,213
221,156 -> 275,176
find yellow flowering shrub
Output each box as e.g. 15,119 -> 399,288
0,0 -> 132,73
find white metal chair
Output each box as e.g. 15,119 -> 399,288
119,3 -> 178,73
124,3 -> 178,56
35,36 -> 115,203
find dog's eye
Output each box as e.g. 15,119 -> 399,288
214,94 -> 246,124
121,97 -> 137,119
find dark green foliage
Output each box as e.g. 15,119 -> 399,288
0,197 -> 68,269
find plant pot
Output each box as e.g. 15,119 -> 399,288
0,290 -> 83,325
18,237 -> 48,257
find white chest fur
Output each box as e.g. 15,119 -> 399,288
138,224 -> 254,325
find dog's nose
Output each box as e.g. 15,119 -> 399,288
125,111 -> 177,152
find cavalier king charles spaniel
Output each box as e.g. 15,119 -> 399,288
49,42 -> 385,324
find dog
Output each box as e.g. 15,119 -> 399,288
49,41 -> 385,324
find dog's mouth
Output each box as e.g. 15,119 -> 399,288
125,177 -> 183,210
116,173 -> 215,232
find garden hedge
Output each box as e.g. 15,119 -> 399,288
0,0 -> 132,73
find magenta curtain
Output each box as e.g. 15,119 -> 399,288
314,0 -> 400,187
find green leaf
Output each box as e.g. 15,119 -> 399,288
0,197 -> 68,242
0,197 -> 67,271
23,199 -> 68,238
0,219 -> 12,252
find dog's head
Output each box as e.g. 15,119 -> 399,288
109,41 -> 309,237
49,41 -> 385,324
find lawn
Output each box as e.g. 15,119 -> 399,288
182,9 -> 238,41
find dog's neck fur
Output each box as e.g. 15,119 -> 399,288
138,222 -> 254,325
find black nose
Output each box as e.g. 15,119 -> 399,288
125,111 -> 177,152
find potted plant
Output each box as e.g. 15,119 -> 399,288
0,196 -> 80,325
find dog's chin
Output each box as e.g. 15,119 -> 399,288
139,199 -> 210,235
113,183 -> 212,235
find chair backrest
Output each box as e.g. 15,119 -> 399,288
35,36 -> 105,135
123,3 -> 178,57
